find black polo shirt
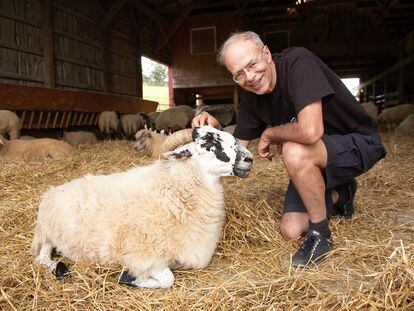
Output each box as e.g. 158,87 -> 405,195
234,47 -> 377,141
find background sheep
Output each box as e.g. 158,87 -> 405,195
395,112 -> 414,135
62,131 -> 98,146
376,104 -> 414,128
120,113 -> 146,138
195,104 -> 235,127
0,135 -> 74,161
361,102 -> 378,119
98,111 -> 119,139
31,126 -> 253,288
154,106 -> 195,132
0,110 -> 21,140
133,129 -> 168,159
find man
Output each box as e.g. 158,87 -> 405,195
192,31 -> 387,267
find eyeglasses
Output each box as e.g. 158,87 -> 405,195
232,45 -> 266,83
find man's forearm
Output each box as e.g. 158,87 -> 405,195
262,122 -> 322,145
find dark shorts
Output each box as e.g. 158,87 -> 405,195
283,131 -> 387,216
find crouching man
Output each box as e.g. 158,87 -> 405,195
192,31 -> 387,267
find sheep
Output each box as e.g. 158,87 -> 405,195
0,135 -> 74,161
395,112 -> 414,135
0,110 -> 21,140
154,106 -> 195,132
361,102 -> 378,119
133,129 -> 168,159
120,113 -> 146,138
32,126 -> 253,288
139,111 -> 159,130
62,131 -> 98,146
376,104 -> 414,128
98,111 -> 119,139
195,104 -> 235,127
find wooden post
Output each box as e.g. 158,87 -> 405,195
42,0 -> 55,87
102,30 -> 111,93
399,67 -> 406,104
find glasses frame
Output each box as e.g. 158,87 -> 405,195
232,45 -> 267,84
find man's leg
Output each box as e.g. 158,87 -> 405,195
280,140 -> 333,266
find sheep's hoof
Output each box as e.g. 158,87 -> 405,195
55,261 -> 69,281
118,271 -> 137,287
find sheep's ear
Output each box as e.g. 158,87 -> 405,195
162,148 -> 192,160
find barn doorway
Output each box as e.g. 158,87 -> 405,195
141,56 -> 170,112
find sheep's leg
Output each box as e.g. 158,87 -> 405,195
36,243 -> 57,271
132,267 -> 174,289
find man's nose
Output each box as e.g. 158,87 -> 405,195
244,69 -> 255,81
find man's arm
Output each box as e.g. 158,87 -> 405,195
258,100 -> 324,159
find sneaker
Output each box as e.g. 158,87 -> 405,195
292,229 -> 333,267
331,179 -> 358,219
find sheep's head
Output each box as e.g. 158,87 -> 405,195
163,126 -> 253,178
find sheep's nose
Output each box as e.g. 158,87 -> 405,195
243,156 -> 253,164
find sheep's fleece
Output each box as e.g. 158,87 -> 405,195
32,126 -> 253,288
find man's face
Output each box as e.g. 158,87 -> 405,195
225,40 -> 276,94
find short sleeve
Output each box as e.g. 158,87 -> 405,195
288,54 -> 334,113
233,95 -> 266,141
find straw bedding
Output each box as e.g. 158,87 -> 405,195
0,132 -> 413,310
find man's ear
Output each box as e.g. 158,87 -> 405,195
162,148 -> 193,160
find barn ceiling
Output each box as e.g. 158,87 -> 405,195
137,0 -> 414,36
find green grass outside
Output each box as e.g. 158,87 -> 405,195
142,84 -> 169,112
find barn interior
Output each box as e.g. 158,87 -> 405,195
0,0 -> 413,310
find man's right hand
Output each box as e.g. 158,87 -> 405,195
191,111 -> 221,129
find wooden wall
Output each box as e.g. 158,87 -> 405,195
171,11 -> 245,89
0,0 -> 142,97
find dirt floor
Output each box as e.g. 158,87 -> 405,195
0,131 -> 413,310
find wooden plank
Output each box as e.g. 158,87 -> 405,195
101,0 -> 129,28
37,110 -> 44,129
52,111 -> 59,128
42,0 -> 55,87
358,54 -> 414,89
28,111 -> 35,129
0,83 -> 158,113
59,111 -> 67,128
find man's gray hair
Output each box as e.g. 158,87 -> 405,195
217,31 -> 264,66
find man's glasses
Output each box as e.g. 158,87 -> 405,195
232,45 -> 266,84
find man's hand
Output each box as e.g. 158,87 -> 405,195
258,135 -> 274,161
192,111 -> 221,129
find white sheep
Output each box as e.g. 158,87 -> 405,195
395,112 -> 414,135
98,111 -> 119,138
62,131 -> 98,146
377,104 -> 414,128
0,110 -> 22,140
120,114 -> 146,138
31,126 -> 253,288
0,135 -> 74,161
154,106 -> 195,132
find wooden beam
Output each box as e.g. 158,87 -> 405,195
128,0 -> 168,27
41,0 -> 55,87
101,0 -> 129,28
358,54 -> 414,90
156,3 -> 199,52
131,8 -> 143,98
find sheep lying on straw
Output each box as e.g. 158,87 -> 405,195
0,110 -> 21,140
133,129 -> 170,159
62,131 -> 98,146
0,135 -> 74,161
31,126 -> 253,288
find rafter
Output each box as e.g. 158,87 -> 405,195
101,0 -> 129,28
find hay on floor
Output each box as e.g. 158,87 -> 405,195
0,132 -> 413,310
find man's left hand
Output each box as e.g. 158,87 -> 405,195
258,135 -> 274,161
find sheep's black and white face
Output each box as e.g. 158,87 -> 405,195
191,126 -> 253,178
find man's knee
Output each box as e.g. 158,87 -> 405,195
280,213 -> 308,240
282,142 -> 307,171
